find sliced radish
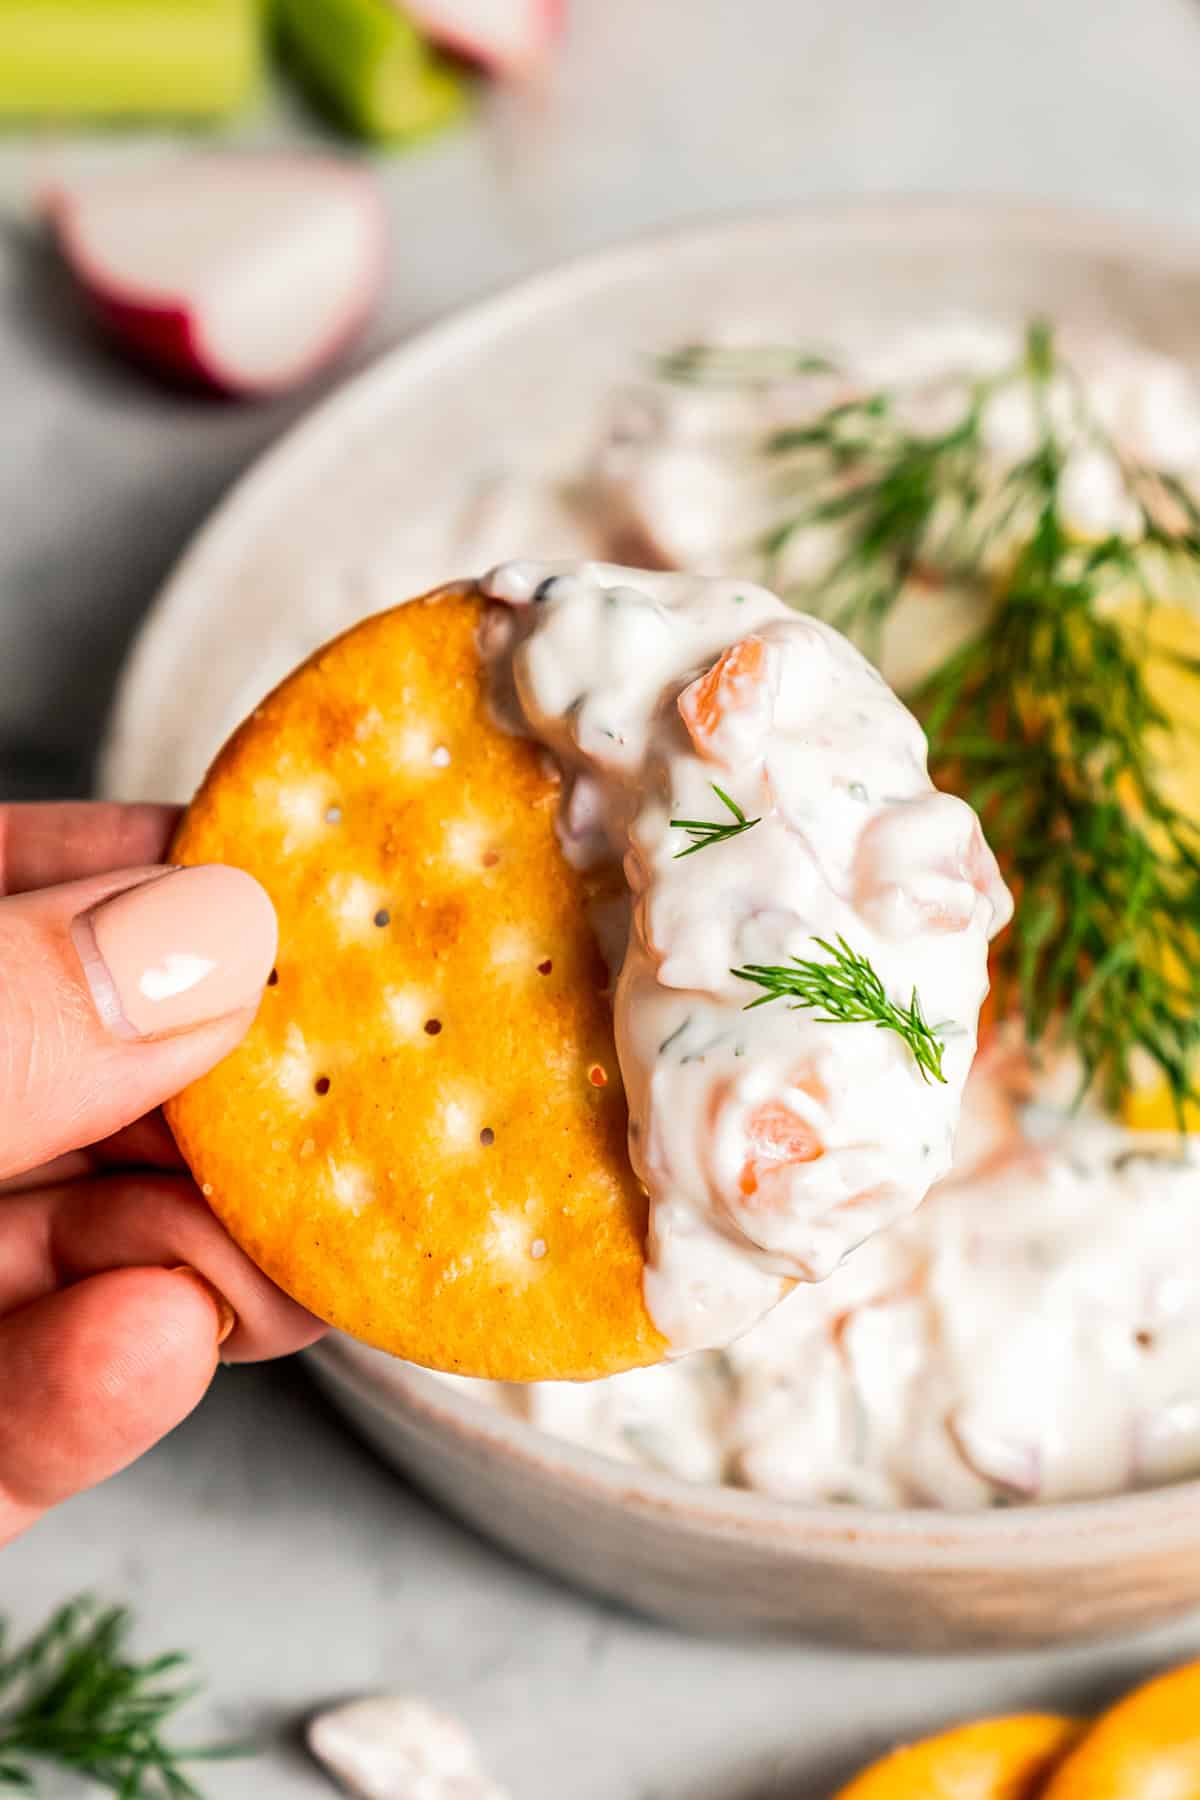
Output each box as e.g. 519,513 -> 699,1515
45,155 -> 386,398
401,0 -> 564,76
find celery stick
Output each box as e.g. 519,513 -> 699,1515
275,0 -> 467,144
0,0 -> 262,120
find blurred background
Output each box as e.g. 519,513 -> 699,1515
9,8 -> 1200,1797
5,0 -> 1200,803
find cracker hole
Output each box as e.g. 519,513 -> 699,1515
267,968 -> 279,986
479,1126 -> 495,1147
314,1076 -> 331,1096
1135,1329 -> 1155,1350
374,908 -> 391,928
537,959 -> 553,975
481,849 -> 500,868
588,1064 -> 609,1087
325,805 -> 342,824
424,1018 -> 443,1036
431,745 -> 451,768
531,1238 -> 548,1260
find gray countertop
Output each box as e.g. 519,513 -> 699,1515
8,1359 -> 1200,1800
6,1 -> 1200,1792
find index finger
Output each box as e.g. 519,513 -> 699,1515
0,1172 -> 324,1362
0,802 -> 180,896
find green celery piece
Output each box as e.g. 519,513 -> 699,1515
275,0 -> 468,144
0,0 -> 262,120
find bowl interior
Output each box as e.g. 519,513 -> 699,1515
103,196 -> 1200,1549
104,198 -> 1200,805
311,1333 -> 1200,1563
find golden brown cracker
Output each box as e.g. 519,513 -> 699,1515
166,585 -> 667,1380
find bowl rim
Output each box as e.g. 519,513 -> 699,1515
100,190 -> 1200,799
312,1334 -> 1200,1566
106,192 -> 1200,1549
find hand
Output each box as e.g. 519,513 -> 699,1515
0,803 -> 324,1548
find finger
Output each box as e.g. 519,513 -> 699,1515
0,1114 -> 186,1196
0,1172 -> 324,1362
0,1267 -> 222,1546
0,863 -> 277,1182
0,1153 -> 92,1195
92,1111 -> 186,1170
0,802 -> 179,895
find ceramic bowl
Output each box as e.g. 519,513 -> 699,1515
306,1336 -> 1200,1649
104,198 -> 1200,1648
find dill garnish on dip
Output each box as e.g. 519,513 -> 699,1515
669,781 -> 761,857
733,935 -> 949,1087
482,561 -> 1010,1351
658,320 -> 1200,1122
484,322 -> 1200,1507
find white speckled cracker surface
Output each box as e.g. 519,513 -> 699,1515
166,586 -> 666,1380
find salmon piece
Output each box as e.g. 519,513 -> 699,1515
918,820 -> 1003,933
678,636 -> 770,763
854,795 -> 1010,938
738,1094 -> 825,1201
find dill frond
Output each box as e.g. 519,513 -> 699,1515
732,936 -> 948,1084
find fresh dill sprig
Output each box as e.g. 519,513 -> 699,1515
665,319 -> 1200,1118
670,784 -> 761,857
655,345 -> 835,387
732,935 -> 948,1084
0,1597 -> 250,1796
920,490 -> 1200,1115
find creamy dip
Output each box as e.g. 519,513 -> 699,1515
434,322 -> 1200,1507
153,304 -> 1200,1510
479,561 -> 1010,1350
487,1060 -> 1200,1508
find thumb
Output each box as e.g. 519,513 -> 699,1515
0,863 -> 276,1183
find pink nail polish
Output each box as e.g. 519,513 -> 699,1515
73,865 -> 278,1040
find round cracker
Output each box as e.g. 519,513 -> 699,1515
166,585 -> 666,1380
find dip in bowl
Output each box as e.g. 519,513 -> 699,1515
106,200 -> 1200,1645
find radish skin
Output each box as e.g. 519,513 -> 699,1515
401,0 -> 565,76
45,156 -> 387,397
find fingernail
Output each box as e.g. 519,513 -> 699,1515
73,865 -> 277,1041
168,1266 -> 237,1345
